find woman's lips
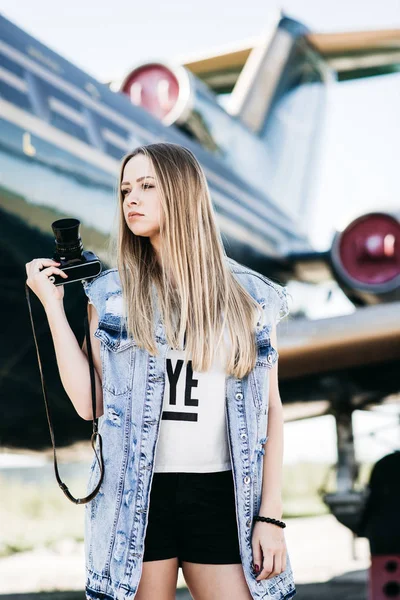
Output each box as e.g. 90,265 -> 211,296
128,213 -> 144,219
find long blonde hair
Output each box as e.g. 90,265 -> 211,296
108,142 -> 262,379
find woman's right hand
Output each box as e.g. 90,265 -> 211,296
25,258 -> 69,308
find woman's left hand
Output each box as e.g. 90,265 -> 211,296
251,521 -> 287,581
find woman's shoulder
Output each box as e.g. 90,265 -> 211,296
82,267 -> 119,292
225,256 -> 289,325
225,255 -> 280,291
81,267 -> 121,315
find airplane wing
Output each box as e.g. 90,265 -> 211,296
180,39 -> 254,94
278,301 -> 400,421
308,28 -> 400,81
182,17 -> 400,93
279,302 -> 400,377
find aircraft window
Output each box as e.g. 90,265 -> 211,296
35,80 -> 90,144
95,114 -> 128,140
0,77 -> 32,113
0,57 -> 35,114
40,81 -> 82,112
103,142 -> 127,160
1,53 -> 25,79
94,114 -> 131,159
50,112 -> 89,144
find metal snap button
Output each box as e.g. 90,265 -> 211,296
267,354 -> 273,363
235,392 -> 243,400
244,475 -> 251,484
240,433 -> 247,440
246,518 -> 251,527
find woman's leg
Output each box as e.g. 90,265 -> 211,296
177,471 -> 252,599
181,562 -> 253,600
139,473 -> 180,599
136,557 -> 180,600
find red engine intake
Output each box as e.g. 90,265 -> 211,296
331,212 -> 400,303
118,62 -> 191,126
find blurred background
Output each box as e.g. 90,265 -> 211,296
1,0 -> 399,598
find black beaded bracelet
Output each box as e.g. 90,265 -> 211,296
253,515 -> 286,529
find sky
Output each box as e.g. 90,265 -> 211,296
2,0 -> 400,84
1,0 -> 399,466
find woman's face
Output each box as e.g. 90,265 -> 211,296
121,153 -> 161,254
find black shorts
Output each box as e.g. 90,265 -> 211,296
143,469 -> 242,566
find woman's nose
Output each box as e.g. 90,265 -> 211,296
126,192 -> 139,204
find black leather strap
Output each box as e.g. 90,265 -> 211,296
25,282 -> 104,504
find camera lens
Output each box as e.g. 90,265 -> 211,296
52,218 -> 83,261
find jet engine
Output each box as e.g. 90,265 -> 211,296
330,211 -> 400,305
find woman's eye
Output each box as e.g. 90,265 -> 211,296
121,184 -> 153,195
121,184 -> 154,197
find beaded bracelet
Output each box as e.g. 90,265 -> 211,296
253,515 -> 286,529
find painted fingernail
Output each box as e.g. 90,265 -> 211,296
254,564 -> 260,573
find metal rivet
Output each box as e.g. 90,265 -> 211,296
244,475 -> 251,484
267,354 -> 273,363
240,433 -> 247,440
246,518 -> 252,527
235,392 -> 243,400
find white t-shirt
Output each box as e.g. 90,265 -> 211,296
154,334 -> 232,473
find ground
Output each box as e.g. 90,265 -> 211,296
0,514 -> 371,599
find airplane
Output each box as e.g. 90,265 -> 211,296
0,9 -> 399,540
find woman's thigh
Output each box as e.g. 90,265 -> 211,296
176,470 -> 241,564
136,557 -> 179,600
181,562 -> 253,600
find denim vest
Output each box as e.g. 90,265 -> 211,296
81,257 -> 296,600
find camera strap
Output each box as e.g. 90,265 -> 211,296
25,283 -> 104,504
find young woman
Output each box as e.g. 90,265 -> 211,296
25,142 -> 296,600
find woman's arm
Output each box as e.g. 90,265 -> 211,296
251,322 -> 287,581
259,322 -> 284,519
45,299 -> 104,421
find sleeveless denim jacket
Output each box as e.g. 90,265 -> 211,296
81,256 -> 296,600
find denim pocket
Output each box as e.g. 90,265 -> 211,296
94,318 -> 136,395
95,318 -> 136,353
249,328 -> 278,412
255,328 -> 278,368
